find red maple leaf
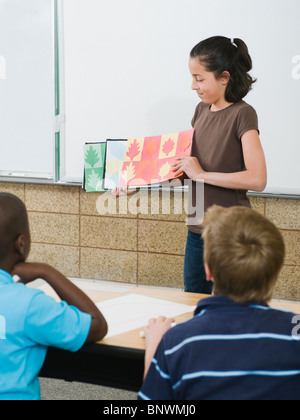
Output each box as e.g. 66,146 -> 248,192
162,138 -> 175,156
126,139 -> 140,161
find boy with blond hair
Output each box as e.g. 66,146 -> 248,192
139,206 -> 300,400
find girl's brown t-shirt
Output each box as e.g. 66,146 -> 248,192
188,100 -> 259,234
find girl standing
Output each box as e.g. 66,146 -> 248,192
172,36 -> 267,293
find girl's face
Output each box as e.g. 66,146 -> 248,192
189,58 -> 230,110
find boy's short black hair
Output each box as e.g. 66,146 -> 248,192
0,193 -> 28,261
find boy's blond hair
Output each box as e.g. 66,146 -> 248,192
202,206 -> 285,304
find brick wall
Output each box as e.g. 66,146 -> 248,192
0,182 -> 299,301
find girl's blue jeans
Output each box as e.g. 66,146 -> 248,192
184,230 -> 213,294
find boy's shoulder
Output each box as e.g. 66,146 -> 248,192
1,282 -> 49,316
2,281 -> 44,301
162,295 -> 297,349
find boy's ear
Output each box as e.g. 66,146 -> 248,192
205,263 -> 214,282
14,234 -> 27,260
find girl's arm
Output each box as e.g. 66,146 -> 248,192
172,130 -> 267,192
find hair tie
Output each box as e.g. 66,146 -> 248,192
231,38 -> 238,48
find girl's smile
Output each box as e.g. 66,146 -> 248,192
189,58 -> 232,111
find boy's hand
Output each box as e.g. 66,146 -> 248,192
12,262 -> 48,285
143,316 -> 174,379
144,316 -> 174,348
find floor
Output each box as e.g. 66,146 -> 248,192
40,378 -> 137,401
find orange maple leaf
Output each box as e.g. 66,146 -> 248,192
162,138 -> 175,156
145,138 -> 159,158
141,165 -> 155,184
126,139 -> 140,161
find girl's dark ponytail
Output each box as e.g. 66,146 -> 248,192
190,36 -> 256,103
232,38 -> 252,72
226,37 -> 256,102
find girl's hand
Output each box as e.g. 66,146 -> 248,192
112,187 -> 136,198
172,156 -> 205,181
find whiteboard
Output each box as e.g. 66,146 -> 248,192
0,0 -> 56,180
60,0 -> 300,195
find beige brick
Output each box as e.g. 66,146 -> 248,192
249,196 -> 265,215
0,182 -> 25,201
273,265 -> 300,301
138,189 -> 188,222
138,220 -> 187,255
28,212 -> 79,246
80,189 -> 137,218
138,253 -> 184,289
281,231 -> 300,266
80,248 -> 137,284
25,184 -> 80,214
28,243 -> 80,278
81,216 -> 137,251
266,198 -> 300,230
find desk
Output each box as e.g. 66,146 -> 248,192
39,286 -> 204,392
39,284 -> 300,392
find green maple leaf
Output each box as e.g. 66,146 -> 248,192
85,146 -> 100,168
87,170 -> 102,191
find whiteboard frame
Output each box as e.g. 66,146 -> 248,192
0,0 -> 59,184
1,0 -> 300,201
57,0 -> 300,197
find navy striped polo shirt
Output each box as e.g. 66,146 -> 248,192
139,295 -> 300,400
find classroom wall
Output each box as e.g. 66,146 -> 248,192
1,181 -> 299,301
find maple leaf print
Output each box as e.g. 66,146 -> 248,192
145,137 -> 159,158
87,170 -> 101,190
126,139 -> 140,161
122,162 -> 136,185
162,138 -> 175,156
141,165 -> 155,184
159,161 -> 171,180
85,146 -> 100,168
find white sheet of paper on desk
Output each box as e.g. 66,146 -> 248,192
96,293 -> 196,338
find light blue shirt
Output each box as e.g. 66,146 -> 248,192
0,269 -> 92,400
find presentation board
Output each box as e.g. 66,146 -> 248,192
1,0 -> 299,196
0,0 -> 57,181
60,0 -> 300,195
